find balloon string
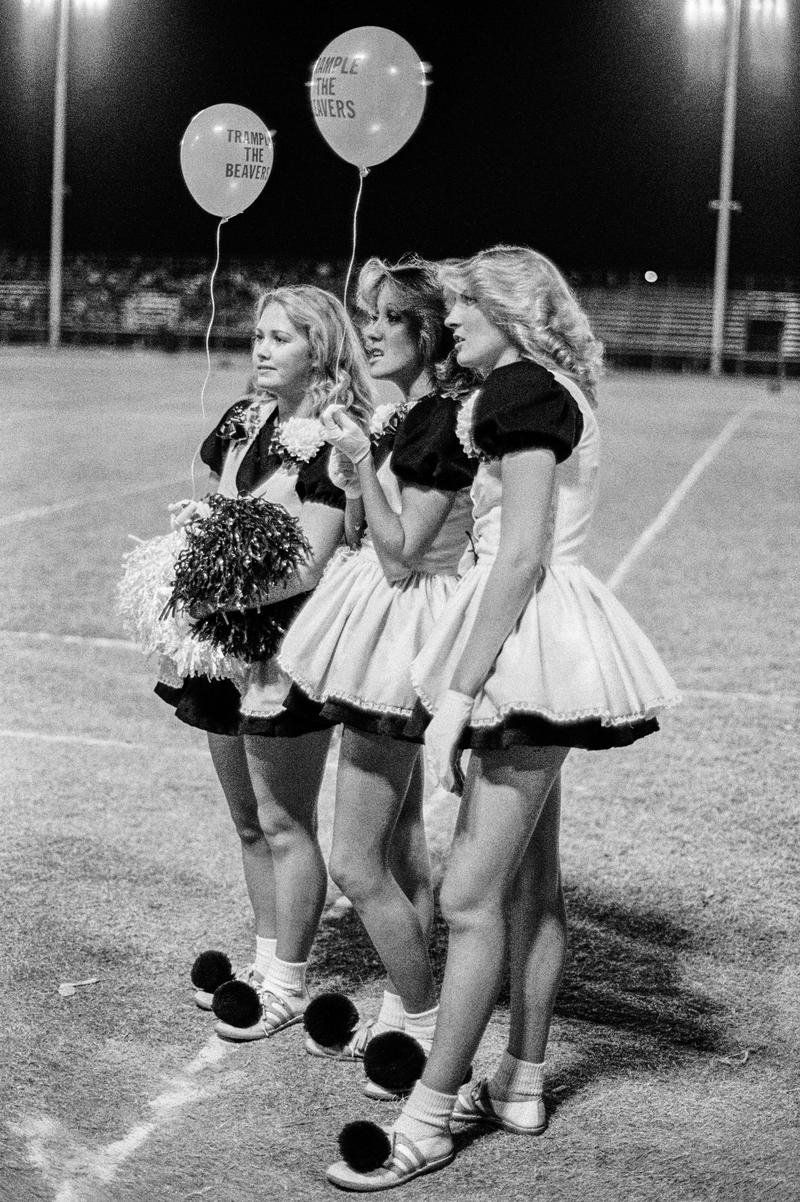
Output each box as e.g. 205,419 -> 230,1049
342,166 -> 369,310
334,166 -> 369,392
191,215 -> 229,499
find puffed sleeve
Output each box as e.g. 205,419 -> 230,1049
391,395 -> 477,491
199,397 -> 256,476
295,445 -> 347,510
198,409 -> 233,476
472,362 -> 583,463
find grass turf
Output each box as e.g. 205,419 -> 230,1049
1,350 -> 798,1201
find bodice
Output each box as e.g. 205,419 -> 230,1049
471,374 -> 599,566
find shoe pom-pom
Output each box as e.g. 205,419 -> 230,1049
190,950 -> 233,992
338,1121 -> 391,1172
211,980 -> 261,1027
364,1031 -> 427,1093
304,991 -> 359,1047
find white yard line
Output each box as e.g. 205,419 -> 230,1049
681,687 -> 799,706
606,405 -> 761,592
0,728 -> 208,753
0,628 -> 137,650
1,475 -> 190,527
10,1035 -> 230,1200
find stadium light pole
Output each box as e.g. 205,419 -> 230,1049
48,0 -> 70,349
25,0 -> 108,348
709,0 -> 743,376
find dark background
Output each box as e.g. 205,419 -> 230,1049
1,0 -> 797,275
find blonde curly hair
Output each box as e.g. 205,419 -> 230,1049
255,285 -> 374,428
438,245 -> 604,405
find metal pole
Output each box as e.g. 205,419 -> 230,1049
48,0 -> 70,350
710,0 -> 742,376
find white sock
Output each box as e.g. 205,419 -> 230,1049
254,936 -> 276,977
490,1050 -> 545,1100
394,1080 -> 455,1144
262,956 -> 308,999
402,1003 -> 439,1053
375,990 -> 404,1033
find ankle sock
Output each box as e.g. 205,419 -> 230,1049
263,956 -> 308,999
254,936 -> 277,977
490,1050 -> 545,1100
394,1080 -> 455,1144
402,1003 -> 439,1052
375,990 -> 404,1034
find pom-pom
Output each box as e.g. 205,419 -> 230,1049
363,1031 -> 427,1093
303,992 -> 360,1048
190,950 -> 233,992
211,979 -> 262,1028
117,526 -> 248,685
168,495 -> 311,660
190,608 -> 286,664
337,1122 -> 392,1172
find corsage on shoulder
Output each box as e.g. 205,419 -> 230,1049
369,399 -> 408,442
269,416 -> 327,467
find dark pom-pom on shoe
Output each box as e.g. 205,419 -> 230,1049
303,992 -> 360,1047
338,1121 -> 392,1172
211,979 -> 261,1028
190,950 -> 233,992
364,1031 -> 427,1093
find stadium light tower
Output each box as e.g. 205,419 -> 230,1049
22,0 -> 109,348
685,0 -> 789,375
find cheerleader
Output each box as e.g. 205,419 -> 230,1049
157,285 -> 373,1040
325,246 -> 680,1189
278,258 -> 476,1084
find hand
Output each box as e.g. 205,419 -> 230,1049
425,689 -> 474,796
168,498 -> 212,530
321,405 -> 371,465
328,446 -> 363,499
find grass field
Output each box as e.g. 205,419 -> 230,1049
1,348 -> 798,1202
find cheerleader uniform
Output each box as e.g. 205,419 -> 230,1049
155,399 -> 345,738
410,362 -> 680,749
277,395 -> 477,740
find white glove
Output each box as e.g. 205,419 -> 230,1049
321,404 -> 371,465
168,498 -> 212,529
328,445 -> 363,499
425,689 -> 474,796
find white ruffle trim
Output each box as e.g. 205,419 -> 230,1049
276,660 -> 414,718
411,672 -> 681,727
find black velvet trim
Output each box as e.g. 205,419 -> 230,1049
463,713 -> 660,751
320,699 -> 424,744
200,403 -> 282,491
154,676 -> 332,739
200,405 -> 344,509
295,444 -> 346,511
280,683 -> 424,744
473,361 -> 583,463
391,394 -> 476,492
404,698 -> 659,751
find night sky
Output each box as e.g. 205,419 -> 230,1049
1,0 -> 798,278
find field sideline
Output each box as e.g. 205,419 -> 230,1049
1,348 -> 798,1202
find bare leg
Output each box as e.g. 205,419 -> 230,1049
244,729 -> 331,963
207,732 -> 276,938
507,772 -> 567,1063
421,744 -> 568,1095
329,728 -> 436,1013
388,750 -> 434,945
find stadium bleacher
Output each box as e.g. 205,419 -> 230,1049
0,254 -> 797,375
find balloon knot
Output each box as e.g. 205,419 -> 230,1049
359,167 -> 370,179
